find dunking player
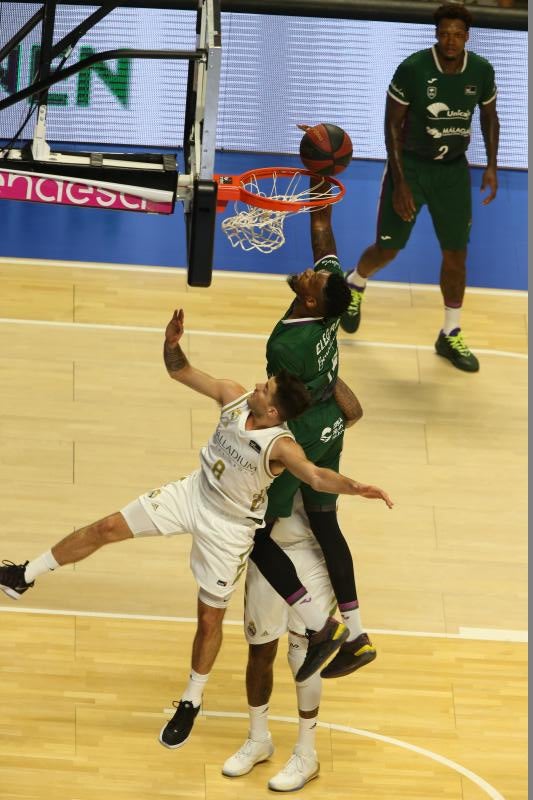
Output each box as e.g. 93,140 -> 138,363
0,308 -> 393,749
222,492 -> 335,792
250,171 -> 380,681
341,3 -> 499,372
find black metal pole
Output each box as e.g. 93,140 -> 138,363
0,7 -> 44,64
35,0 -> 58,105
0,48 -> 206,112
2,0 -> 527,31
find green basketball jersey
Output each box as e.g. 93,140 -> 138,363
266,255 -> 343,405
388,46 -> 497,162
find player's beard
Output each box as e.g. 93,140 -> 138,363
287,274 -> 298,292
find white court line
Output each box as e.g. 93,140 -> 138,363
0,605 -> 527,642
0,256 -> 527,298
0,317 -> 527,360
459,626 -> 528,643
165,710 -> 505,800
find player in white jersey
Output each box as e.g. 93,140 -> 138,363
0,307 -> 393,750
223,492 -> 333,791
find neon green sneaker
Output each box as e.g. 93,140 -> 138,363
435,328 -> 479,372
340,277 -> 364,334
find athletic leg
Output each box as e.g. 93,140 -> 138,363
268,634 -> 321,789
429,158 -> 479,372
0,512 -> 133,599
341,158 -> 418,333
160,595 -> 227,749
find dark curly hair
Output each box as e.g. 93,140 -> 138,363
272,369 -> 312,421
434,3 -> 473,31
323,272 -> 352,318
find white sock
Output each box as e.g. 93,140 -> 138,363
297,715 -> 318,754
442,306 -> 462,335
339,605 -> 363,641
248,703 -> 270,741
346,268 -> 367,291
24,550 -> 60,584
181,669 -> 209,708
291,593 -> 328,632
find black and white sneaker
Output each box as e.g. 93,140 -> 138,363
0,561 -> 34,599
159,700 -> 200,749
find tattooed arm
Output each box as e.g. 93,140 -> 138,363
334,376 -> 363,429
310,176 -> 337,263
164,309 -> 245,405
297,125 -> 337,263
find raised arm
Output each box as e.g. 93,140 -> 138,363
271,436 -> 393,508
297,124 -> 338,262
163,309 -> 245,405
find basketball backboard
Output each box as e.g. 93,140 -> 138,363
0,0 -> 221,287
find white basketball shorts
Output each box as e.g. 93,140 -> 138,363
244,544 -> 336,645
121,469 -> 255,602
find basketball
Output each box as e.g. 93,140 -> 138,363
299,123 -> 353,176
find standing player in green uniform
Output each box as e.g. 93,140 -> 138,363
341,3 -> 499,372
250,187 -> 380,681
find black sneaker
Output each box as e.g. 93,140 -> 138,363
435,328 -> 479,372
0,561 -> 34,599
295,617 -> 349,682
159,700 -> 200,749
340,273 -> 364,334
320,632 -> 377,679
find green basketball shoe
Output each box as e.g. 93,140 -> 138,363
340,277 -> 364,334
435,328 -> 479,372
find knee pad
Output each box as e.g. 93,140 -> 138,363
288,633 -> 322,711
287,631 -> 307,676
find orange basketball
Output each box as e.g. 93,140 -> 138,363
299,123 -> 353,176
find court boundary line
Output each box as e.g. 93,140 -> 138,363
0,606 -> 526,642
0,256 -> 527,298
0,317 -> 527,360
197,711 -> 505,800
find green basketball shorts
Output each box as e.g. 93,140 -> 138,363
377,152 -> 472,251
266,397 -> 345,519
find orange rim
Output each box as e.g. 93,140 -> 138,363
215,167 -> 345,212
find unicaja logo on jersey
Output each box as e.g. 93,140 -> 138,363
320,417 -> 344,443
427,103 -> 471,120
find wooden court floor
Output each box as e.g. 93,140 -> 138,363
0,258 -> 527,800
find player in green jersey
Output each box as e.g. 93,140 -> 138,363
250,184 -> 381,681
341,3 -> 499,373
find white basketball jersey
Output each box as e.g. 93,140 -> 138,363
270,492 -> 322,552
200,393 -> 294,521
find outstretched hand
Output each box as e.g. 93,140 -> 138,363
165,308 -> 185,349
356,483 -> 394,509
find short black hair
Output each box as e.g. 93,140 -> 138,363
272,369 -> 312,422
434,3 -> 473,31
323,272 -> 352,318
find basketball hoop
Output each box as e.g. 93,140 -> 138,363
216,167 -> 345,253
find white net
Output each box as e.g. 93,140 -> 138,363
221,171 -> 342,253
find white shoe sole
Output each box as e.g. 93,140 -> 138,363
268,766 -> 319,792
158,726 -> 193,749
222,745 -> 275,777
0,584 -> 23,600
